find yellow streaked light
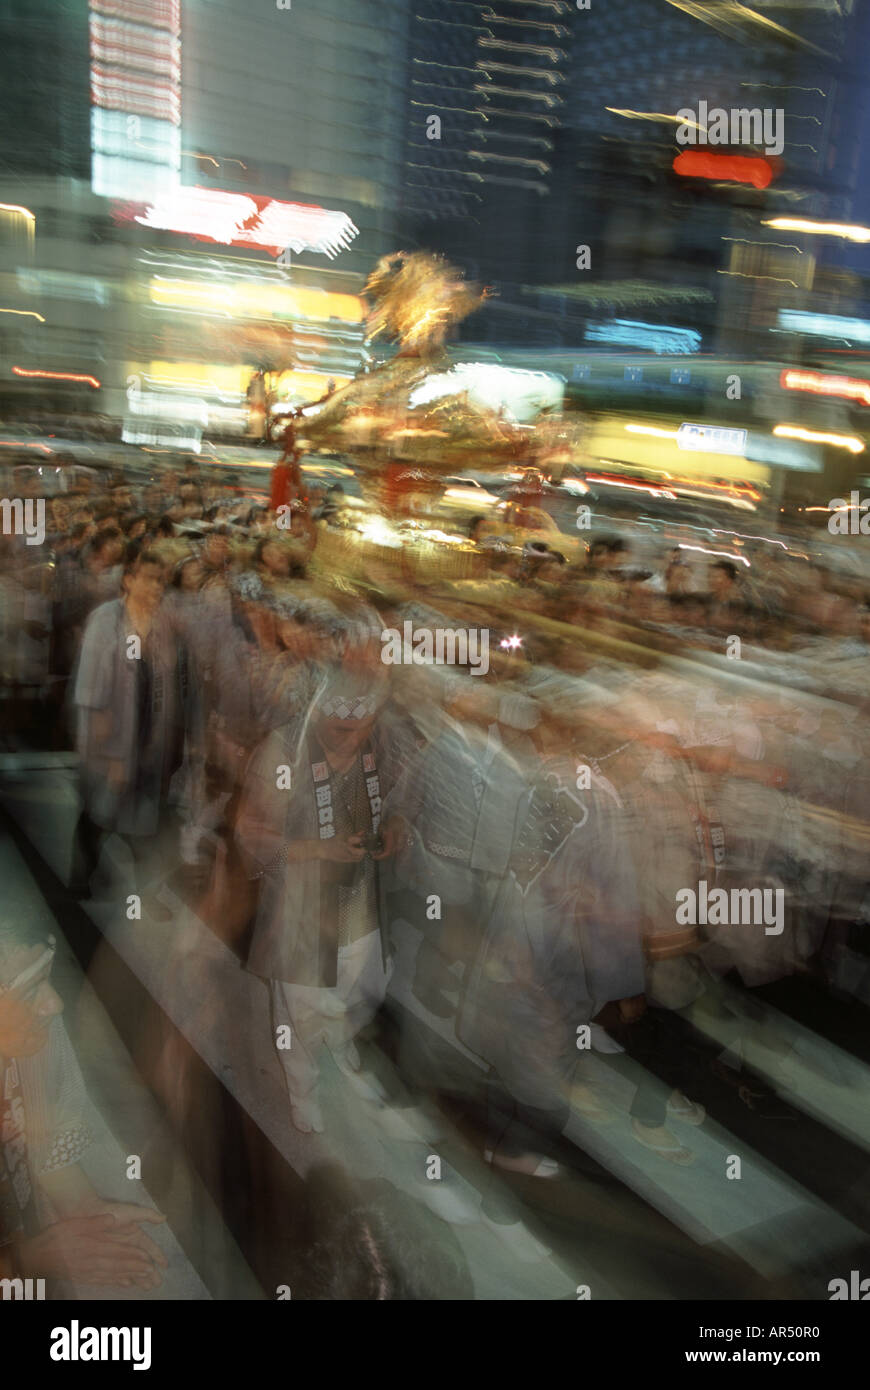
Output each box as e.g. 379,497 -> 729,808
606,108 -> 704,131
146,361 -> 253,396
624,423 -> 680,440
773,424 -> 864,454
149,278 -> 365,324
762,217 -> 870,243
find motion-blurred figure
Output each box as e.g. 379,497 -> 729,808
71,552 -> 180,915
236,663 -> 413,1133
0,928 -> 166,1292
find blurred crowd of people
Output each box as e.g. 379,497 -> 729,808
2,453 -> 870,1293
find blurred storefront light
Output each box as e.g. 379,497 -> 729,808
148,277 -> 364,324
0,203 -> 36,221
777,310 -> 870,344
773,424 -> 864,454
763,217 -> 870,242
780,369 -> 870,406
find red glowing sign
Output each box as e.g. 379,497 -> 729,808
672,151 -> 774,189
780,368 -> 870,406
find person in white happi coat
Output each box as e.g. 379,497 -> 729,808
235,664 -> 416,1133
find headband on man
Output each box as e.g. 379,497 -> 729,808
317,693 -> 381,720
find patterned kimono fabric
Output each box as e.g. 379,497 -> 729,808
308,733 -> 382,960
0,1059 -> 39,1256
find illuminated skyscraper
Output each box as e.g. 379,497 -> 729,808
402,0 -> 572,293
89,0 -> 182,200
405,0 -> 570,219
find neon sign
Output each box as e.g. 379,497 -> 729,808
778,310 -> 870,344
90,0 -> 182,200
672,150 -> 774,188
780,369 -> 870,407
585,319 -> 700,354
113,188 -> 359,260
677,423 -> 747,456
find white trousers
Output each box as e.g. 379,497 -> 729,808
270,930 -> 390,1104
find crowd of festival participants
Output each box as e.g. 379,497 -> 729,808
2,450 -> 870,1293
